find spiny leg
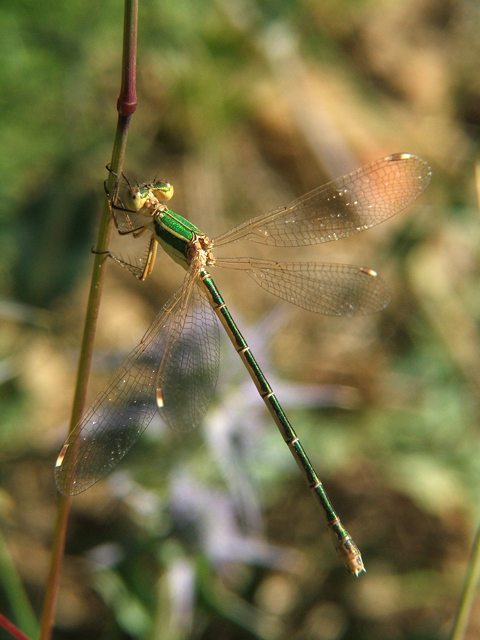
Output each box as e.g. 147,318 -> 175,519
94,233 -> 158,281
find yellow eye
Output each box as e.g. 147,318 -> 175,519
151,181 -> 174,202
124,187 -> 147,211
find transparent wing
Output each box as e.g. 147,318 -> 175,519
111,205 -> 145,235
155,277 -> 220,434
214,154 -> 431,248
216,258 -> 391,316
55,265 -> 220,496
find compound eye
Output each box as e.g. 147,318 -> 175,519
152,181 -> 174,202
125,187 -> 146,211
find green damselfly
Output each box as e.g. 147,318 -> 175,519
55,153 -> 431,575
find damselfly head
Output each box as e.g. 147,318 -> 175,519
123,180 -> 174,212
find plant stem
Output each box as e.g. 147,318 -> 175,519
449,162 -> 480,640
38,2 -> 138,639
449,524 -> 480,640
0,612 -> 32,640
0,527 -> 38,638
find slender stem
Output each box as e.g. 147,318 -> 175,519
117,0 -> 138,117
0,527 -> 38,638
38,2 -> 138,639
449,526 -> 480,640
0,612 -> 32,640
449,162 -> 480,640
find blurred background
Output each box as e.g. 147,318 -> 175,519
1,0 -> 480,638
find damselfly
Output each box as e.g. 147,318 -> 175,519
55,153 -> 431,575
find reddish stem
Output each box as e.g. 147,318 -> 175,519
117,0 -> 137,116
38,2 -> 138,639
0,612 -> 32,640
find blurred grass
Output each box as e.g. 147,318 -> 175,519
2,0 -> 480,638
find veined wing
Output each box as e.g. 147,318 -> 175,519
154,273 -> 220,434
214,154 -> 431,248
55,263 -> 220,496
215,258 -> 391,316
110,201 -> 152,235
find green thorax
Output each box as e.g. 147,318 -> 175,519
153,207 -> 202,268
